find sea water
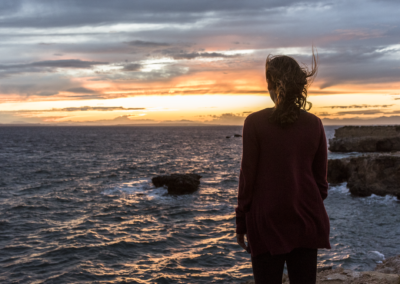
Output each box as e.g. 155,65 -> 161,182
0,126 -> 399,283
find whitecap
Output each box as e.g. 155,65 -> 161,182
329,183 -> 350,194
361,194 -> 399,206
368,251 -> 385,263
102,179 -> 153,196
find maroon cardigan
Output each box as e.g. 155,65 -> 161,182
235,108 -> 331,257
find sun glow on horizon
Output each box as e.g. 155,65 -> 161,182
1,92 -> 400,125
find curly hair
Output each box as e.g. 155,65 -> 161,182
266,50 -> 318,127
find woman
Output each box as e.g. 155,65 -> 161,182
235,52 -> 330,284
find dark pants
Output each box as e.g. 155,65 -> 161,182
251,248 -> 318,284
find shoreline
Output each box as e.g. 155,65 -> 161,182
241,254 -> 400,284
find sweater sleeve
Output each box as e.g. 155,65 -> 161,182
312,119 -> 329,200
235,116 -> 259,234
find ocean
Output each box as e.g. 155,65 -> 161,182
0,126 -> 399,283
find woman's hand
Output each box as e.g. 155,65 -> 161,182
236,233 -> 248,251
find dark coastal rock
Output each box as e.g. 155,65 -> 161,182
327,158 -> 350,184
226,134 -> 242,138
152,174 -> 201,195
327,154 -> 400,198
346,155 -> 400,198
241,254 -> 400,283
329,126 -> 400,152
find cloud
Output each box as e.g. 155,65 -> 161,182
123,63 -> 142,71
0,73 -> 105,99
207,113 -> 247,125
170,52 -> 240,60
125,40 -> 170,47
0,59 -> 107,71
323,104 -> 394,109
65,87 -> 97,94
322,115 -> 400,125
336,109 -> 385,115
55,106 -> 145,112
0,60 -> 109,78
9,106 -> 145,112
0,0 -> 321,28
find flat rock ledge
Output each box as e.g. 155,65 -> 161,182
241,254 -> 400,283
327,153 -> 400,198
152,174 -> 201,195
329,126 -> 400,152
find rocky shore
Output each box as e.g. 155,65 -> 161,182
327,126 -> 400,198
327,153 -> 400,198
329,126 -> 400,152
241,254 -> 400,284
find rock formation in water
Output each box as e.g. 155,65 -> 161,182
327,158 -> 351,184
152,174 -> 201,194
226,134 -> 242,138
329,126 -> 400,152
327,154 -> 400,198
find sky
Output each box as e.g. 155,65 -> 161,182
0,0 -> 400,125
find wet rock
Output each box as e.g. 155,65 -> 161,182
321,272 -> 348,283
327,154 -> 400,198
241,255 -> 400,284
152,174 -> 201,195
328,159 -> 350,184
329,126 -> 400,152
226,134 -> 242,138
318,266 -> 334,273
241,267 -> 400,284
358,271 -> 400,283
317,267 -> 400,284
375,254 -> 400,275
346,155 -> 400,198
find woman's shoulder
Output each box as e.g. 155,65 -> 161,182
245,108 -> 273,122
300,110 -> 323,124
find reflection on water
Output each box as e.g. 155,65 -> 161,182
0,126 -> 399,283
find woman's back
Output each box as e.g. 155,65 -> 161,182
236,107 -> 330,256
